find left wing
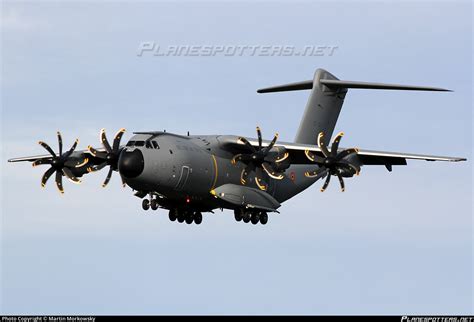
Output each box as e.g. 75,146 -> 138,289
218,135 -> 466,168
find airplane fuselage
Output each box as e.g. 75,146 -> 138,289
120,132 -> 318,212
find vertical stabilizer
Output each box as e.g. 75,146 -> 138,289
294,69 -> 346,145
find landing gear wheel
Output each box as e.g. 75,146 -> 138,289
142,199 -> 150,211
194,212 -> 202,225
234,209 -> 243,222
251,212 -> 260,225
185,213 -> 194,224
169,209 -> 177,221
150,199 -> 158,210
259,212 -> 268,225
177,211 -> 185,223
243,212 -> 251,223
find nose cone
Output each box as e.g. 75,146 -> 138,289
118,149 -> 144,178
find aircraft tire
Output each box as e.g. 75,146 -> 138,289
259,212 -> 268,225
142,199 -> 150,211
177,211 -> 185,223
251,213 -> 260,225
194,212 -> 203,225
150,199 -> 159,210
169,209 -> 177,221
234,209 -> 243,222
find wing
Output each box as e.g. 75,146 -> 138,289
7,147 -> 113,180
218,135 -> 466,168
8,147 -> 107,164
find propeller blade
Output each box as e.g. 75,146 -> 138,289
237,136 -> 257,153
320,173 -> 331,192
38,141 -> 56,157
240,163 -> 254,185
317,132 -> 331,158
55,170 -> 64,194
100,129 -> 113,153
72,157 -> 89,168
32,159 -> 52,167
337,161 -> 361,176
41,167 -> 56,187
337,173 -> 345,192
304,150 -> 325,163
112,128 -> 126,152
336,148 -> 359,161
275,151 -> 290,163
57,131 -> 63,156
87,145 -> 107,159
93,162 -> 107,171
304,167 -> 327,178
256,126 -> 262,149
266,133 -> 279,151
63,139 -> 79,159
240,164 -> 252,185
102,167 -> 114,187
331,132 -> 344,157
62,167 -> 81,184
231,153 -> 252,165
262,162 -> 284,180
254,167 -> 267,191
240,168 -> 248,185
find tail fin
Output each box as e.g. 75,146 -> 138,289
257,68 -> 451,145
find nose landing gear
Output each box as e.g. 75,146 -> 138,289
141,194 -> 160,211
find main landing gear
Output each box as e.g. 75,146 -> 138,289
234,208 -> 268,225
169,209 -> 203,225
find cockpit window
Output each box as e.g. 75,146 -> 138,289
134,141 -> 145,147
126,140 -> 158,148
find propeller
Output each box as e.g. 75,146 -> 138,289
33,132 -> 88,194
304,132 -> 361,192
87,128 -> 126,187
231,126 -> 290,191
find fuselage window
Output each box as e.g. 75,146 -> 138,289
145,141 -> 152,149
135,141 -> 145,147
126,141 -> 135,147
152,141 -> 160,149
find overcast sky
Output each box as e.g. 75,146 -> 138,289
1,0 -> 472,315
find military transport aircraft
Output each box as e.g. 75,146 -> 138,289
8,69 -> 466,225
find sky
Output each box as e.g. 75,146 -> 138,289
1,0 -> 472,315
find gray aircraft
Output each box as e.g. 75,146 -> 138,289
8,68 -> 466,225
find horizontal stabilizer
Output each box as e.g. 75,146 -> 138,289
257,80 -> 313,93
257,79 -> 451,93
320,79 -> 452,92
